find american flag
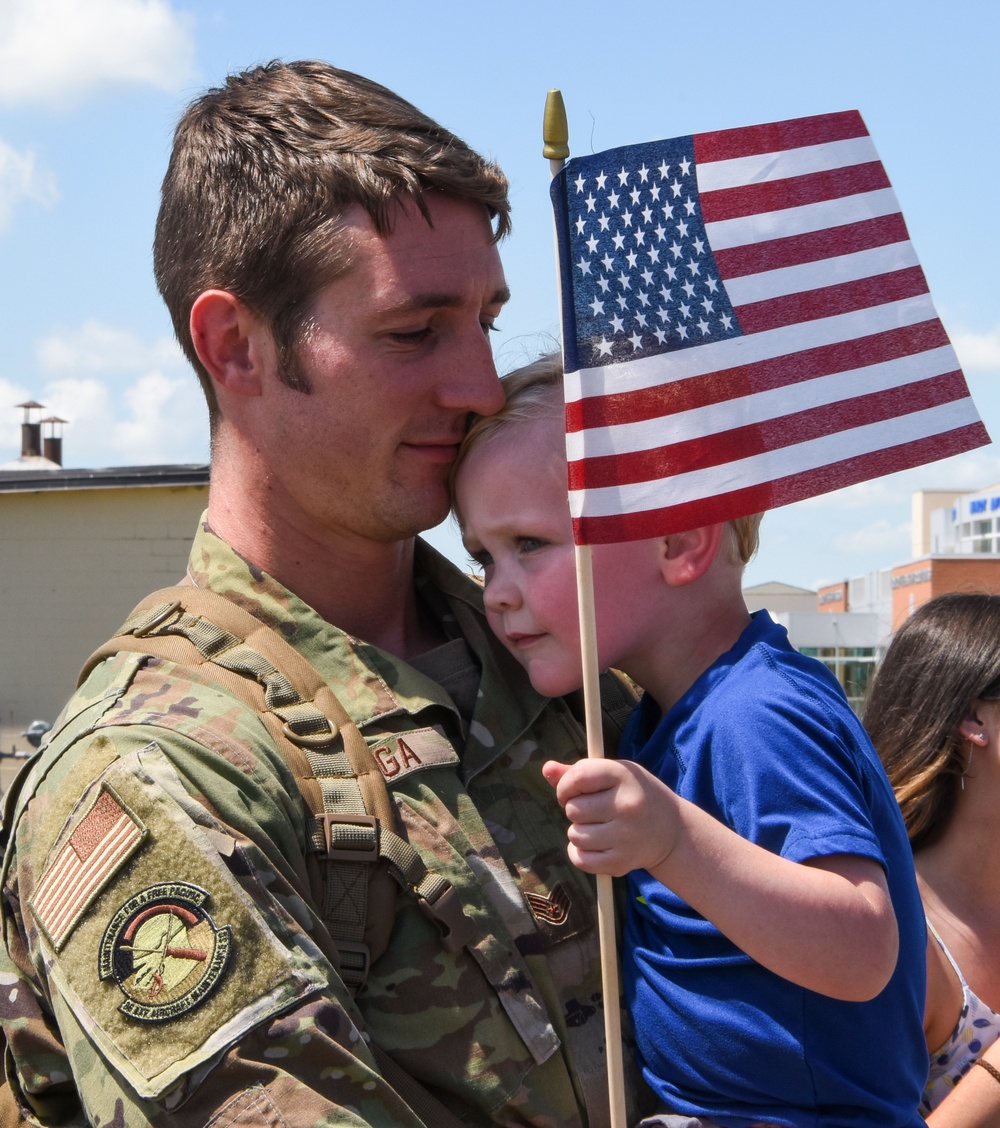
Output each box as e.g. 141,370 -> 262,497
551,110 -> 988,544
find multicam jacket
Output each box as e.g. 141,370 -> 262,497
0,521 -> 641,1127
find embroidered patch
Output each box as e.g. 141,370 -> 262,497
31,785 -> 146,950
98,882 -> 232,1022
525,882 -> 571,926
366,726 -> 460,782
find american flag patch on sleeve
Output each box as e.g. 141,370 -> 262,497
31,785 -> 146,951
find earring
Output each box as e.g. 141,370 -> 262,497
961,739 -> 979,790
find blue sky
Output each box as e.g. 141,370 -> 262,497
1,0 -> 997,591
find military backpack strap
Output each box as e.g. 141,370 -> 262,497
80,586 -> 476,995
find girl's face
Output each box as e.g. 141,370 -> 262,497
455,409 -> 662,697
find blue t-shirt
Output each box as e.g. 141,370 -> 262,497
621,611 -> 926,1128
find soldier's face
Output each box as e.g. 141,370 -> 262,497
259,194 -> 508,543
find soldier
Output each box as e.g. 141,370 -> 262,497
0,61 -> 641,1126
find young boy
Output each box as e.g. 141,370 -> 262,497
452,355 -> 928,1128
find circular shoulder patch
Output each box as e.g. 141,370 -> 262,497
98,882 -> 232,1022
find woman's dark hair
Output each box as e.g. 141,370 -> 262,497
863,593 -> 1000,851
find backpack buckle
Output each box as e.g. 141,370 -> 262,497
319,813 -> 380,862
335,939 -> 371,990
418,881 -> 477,954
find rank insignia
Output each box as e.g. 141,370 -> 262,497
99,882 -> 232,1022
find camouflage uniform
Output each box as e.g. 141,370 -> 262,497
0,520 -> 640,1126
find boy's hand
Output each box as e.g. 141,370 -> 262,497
542,759 -> 678,877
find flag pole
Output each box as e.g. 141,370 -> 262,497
544,88 -> 628,1128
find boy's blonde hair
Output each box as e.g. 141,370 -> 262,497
454,353 -> 763,567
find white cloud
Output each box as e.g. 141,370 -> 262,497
41,371 -> 208,466
952,325 -> 1000,373
37,320 -> 184,377
0,0 -> 196,107
831,518 -> 910,557
0,139 -> 57,230
0,320 -> 209,467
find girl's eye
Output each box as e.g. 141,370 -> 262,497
518,537 -> 548,554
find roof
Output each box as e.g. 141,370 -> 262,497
743,580 -> 817,596
0,464 -> 210,494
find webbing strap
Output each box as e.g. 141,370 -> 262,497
82,586 -> 477,990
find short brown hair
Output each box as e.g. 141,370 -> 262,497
154,59 -> 511,421
454,352 -> 763,566
863,593 -> 1000,851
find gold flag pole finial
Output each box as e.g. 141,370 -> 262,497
542,89 -> 570,164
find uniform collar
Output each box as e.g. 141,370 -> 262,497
187,517 -> 550,772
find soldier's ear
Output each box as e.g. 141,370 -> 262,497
190,290 -> 269,398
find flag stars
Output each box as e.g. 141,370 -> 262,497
626,250 -> 639,268
677,324 -> 690,340
642,205 -> 654,224
657,306 -> 671,324
685,199 -> 697,217
647,247 -> 661,265
574,173 -> 586,193
641,267 -> 655,286
678,302 -> 691,319
628,331 -> 644,350
682,279 -> 696,298
621,209 -> 634,228
705,276 -> 719,293
597,275 -> 611,293
697,318 -> 711,336
693,237 -> 706,255
658,159 -> 670,178
649,184 -> 662,202
590,297 -> 605,316
670,179 -> 683,198
607,189 -> 620,209
586,234 -> 600,254
575,216 -> 586,235
584,194 -> 597,212
617,166 -> 630,186
701,297 -> 715,314
654,224 -> 667,242
676,220 -> 689,238
610,314 -> 625,333
686,258 -> 701,276
662,203 -> 675,220
678,156 -> 692,176
654,327 -> 668,344
596,337 -> 613,357
633,229 -> 646,246
577,257 -> 592,275
637,164 -> 650,183
630,186 -> 642,205
669,241 -> 683,260
595,171 -> 608,190
616,293 -> 628,310
659,285 -> 672,303
617,270 -> 632,289
598,212 -> 611,231
636,291 -> 650,308
612,232 -> 626,251
720,313 -> 734,331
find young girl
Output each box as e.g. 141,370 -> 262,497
452,355 -> 928,1128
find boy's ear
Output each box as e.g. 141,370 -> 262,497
656,524 -> 726,588
189,290 -> 268,398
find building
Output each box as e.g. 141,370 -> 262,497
0,464 -> 209,727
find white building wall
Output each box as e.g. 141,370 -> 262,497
0,485 -> 207,725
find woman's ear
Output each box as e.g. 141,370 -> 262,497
189,290 -> 267,398
959,702 -> 992,746
656,524 -> 726,588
